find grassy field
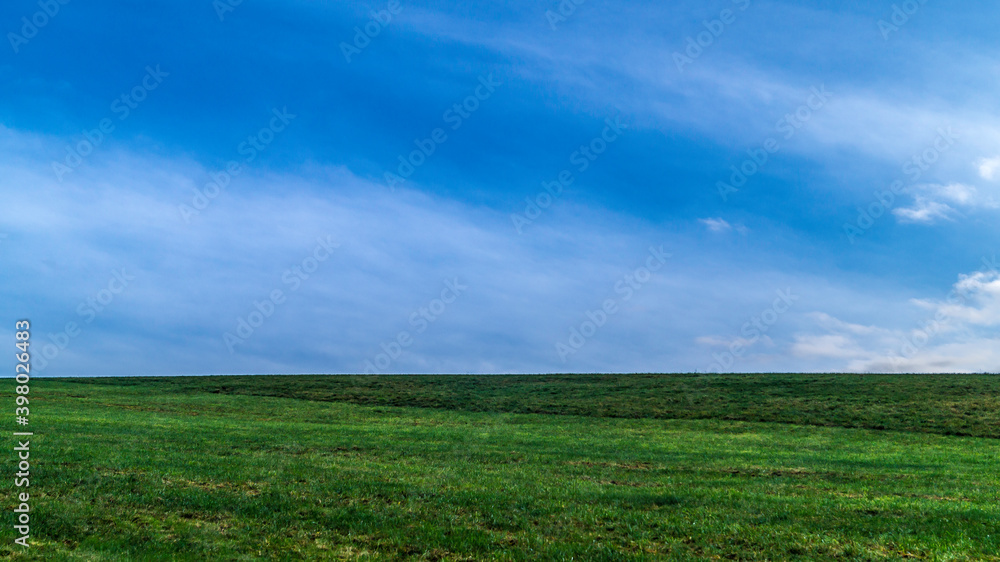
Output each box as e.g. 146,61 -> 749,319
3,374 -> 999,560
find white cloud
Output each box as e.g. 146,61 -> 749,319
807,311 -> 886,336
978,156 -> 1000,180
699,217 -> 731,232
934,182 -> 978,205
793,269 -> 1000,372
892,196 -> 954,223
791,334 -> 868,360
930,271 -> 1000,326
893,183 -> 998,225
698,218 -> 748,235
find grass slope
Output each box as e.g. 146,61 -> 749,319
64,373 -> 1000,438
2,374 -> 998,560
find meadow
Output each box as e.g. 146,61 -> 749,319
3,374 -> 999,560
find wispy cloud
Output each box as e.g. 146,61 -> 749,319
893,182 -> 998,224
792,270 -> 1000,372
0,127 -> 712,375
893,196 -> 955,224
699,217 -> 731,232
8,0 -> 1000,375
699,218 -> 748,235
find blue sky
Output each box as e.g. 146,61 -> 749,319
3,0 -> 1000,375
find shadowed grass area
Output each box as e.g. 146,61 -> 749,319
2,375 -> 998,560
62,373 -> 1000,438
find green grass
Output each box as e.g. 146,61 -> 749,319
61,373 -> 1000,438
3,374 -> 1000,560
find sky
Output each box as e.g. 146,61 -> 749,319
3,0 -> 1000,376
